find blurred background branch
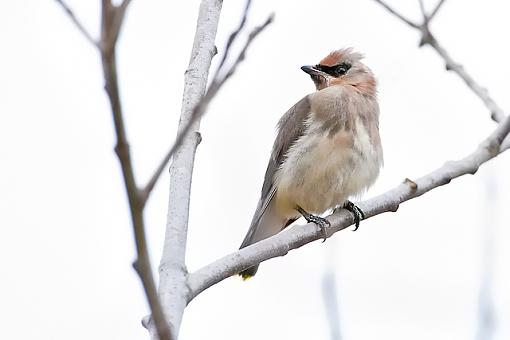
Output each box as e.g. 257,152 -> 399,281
322,246 -> 343,340
476,173 -> 497,340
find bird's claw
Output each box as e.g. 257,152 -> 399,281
307,214 -> 331,242
297,206 -> 330,242
343,200 -> 365,231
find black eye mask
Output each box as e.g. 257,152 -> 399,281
315,62 -> 352,77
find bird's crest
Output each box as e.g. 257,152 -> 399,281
320,48 -> 364,67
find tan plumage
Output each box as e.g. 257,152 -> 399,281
239,48 -> 383,278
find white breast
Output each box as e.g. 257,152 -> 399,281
274,118 -> 382,216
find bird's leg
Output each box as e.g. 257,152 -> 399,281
341,200 -> 365,231
296,206 -> 330,242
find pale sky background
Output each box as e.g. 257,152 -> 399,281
1,1 -> 509,339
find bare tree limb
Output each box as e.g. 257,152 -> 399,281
215,0 -> 252,73
57,0 -> 172,339
151,1 -> 273,336
371,0 -> 506,123
424,34 -> 507,123
139,8 -> 273,206
55,0 -> 98,48
57,0 -> 272,337
97,1 -> 173,340
418,0 -> 446,24
149,0 -> 222,338
429,0 -> 447,22
418,0 -> 428,22
187,113 -> 510,302
372,0 -> 419,28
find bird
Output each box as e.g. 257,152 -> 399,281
238,48 -> 383,279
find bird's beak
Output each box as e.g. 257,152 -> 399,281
301,65 -> 324,77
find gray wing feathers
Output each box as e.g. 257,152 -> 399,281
240,96 -> 311,249
261,96 -> 311,199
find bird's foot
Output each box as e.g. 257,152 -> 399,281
342,200 -> 365,231
296,206 -> 330,242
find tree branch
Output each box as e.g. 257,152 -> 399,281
429,0 -> 447,22
371,0 -> 507,123
98,2 -> 172,340
55,0 -> 98,48
372,0 -> 419,28
424,33 -> 507,123
140,5 -> 273,205
186,113 -> 510,302
151,1 -> 273,336
418,0 -> 428,22
57,0 -> 172,339
150,0 -> 222,338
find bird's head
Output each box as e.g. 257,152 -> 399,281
301,48 -> 376,95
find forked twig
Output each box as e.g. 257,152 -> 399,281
55,0 -> 98,47
57,0 -> 172,339
371,0 -> 506,123
140,8 -> 274,204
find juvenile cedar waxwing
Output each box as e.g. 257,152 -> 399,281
239,48 -> 383,279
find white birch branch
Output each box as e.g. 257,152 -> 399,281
186,113 -> 510,302
148,0 -> 222,338
149,1 -> 273,337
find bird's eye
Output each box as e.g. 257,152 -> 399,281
334,63 -> 351,76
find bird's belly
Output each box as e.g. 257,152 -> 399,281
275,126 -> 382,216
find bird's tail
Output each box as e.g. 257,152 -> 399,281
239,200 -> 287,279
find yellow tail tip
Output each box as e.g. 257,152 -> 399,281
240,273 -> 254,281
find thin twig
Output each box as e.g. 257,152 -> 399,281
188,13 -> 274,136
215,0 -> 252,74
185,12 -> 274,145
214,14 -> 274,87
371,0 -> 507,123
140,11 -> 274,204
151,1 -> 273,337
187,113 -> 510,301
429,0 -> 447,21
425,34 -> 506,123
372,0 -> 420,28
141,147 -> 173,206
55,0 -> 99,47
98,1 -> 172,339
418,0 -> 428,22
56,0 -> 172,338
121,0 -> 133,10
